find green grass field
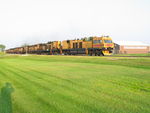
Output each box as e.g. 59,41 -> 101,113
0,52 -> 5,56
0,55 -> 150,113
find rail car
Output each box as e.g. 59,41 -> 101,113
6,36 -> 114,56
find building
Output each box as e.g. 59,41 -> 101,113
114,41 -> 150,54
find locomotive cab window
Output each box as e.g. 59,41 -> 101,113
104,40 -> 112,43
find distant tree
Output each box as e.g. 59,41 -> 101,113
47,41 -> 53,44
21,43 -> 29,47
82,37 -> 88,41
88,37 -> 93,41
0,44 -> 6,52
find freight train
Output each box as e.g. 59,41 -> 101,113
6,36 -> 114,56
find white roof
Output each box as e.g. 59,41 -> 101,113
114,41 -> 149,46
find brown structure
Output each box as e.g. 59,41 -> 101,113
114,41 -> 150,54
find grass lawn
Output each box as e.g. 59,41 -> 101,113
0,52 -> 5,56
0,55 -> 150,113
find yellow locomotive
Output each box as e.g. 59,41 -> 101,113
62,36 -> 114,56
6,36 -> 114,56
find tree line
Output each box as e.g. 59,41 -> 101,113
0,44 -> 6,52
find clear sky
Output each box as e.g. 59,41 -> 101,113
0,0 -> 150,49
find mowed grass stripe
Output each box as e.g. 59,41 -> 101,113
0,64 -> 63,113
0,55 -> 150,113
0,61 -> 105,113
0,58 -> 149,112
0,61 -> 103,113
20,55 -> 150,69
9,58 -> 149,94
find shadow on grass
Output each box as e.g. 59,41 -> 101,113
0,83 -> 14,113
